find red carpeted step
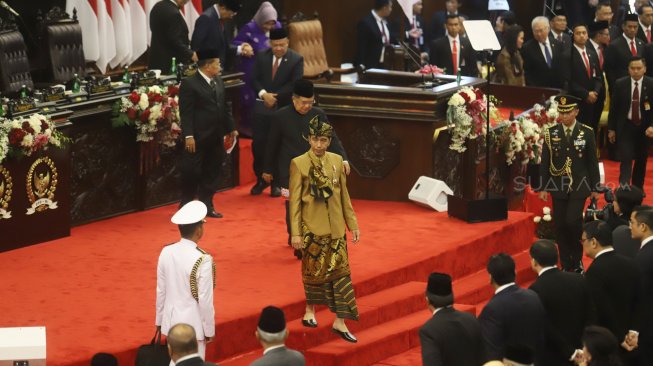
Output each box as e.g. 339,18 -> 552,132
217,350 -> 261,366
372,347 -> 422,366
286,281 -> 428,351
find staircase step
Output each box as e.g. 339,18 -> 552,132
304,304 -> 476,366
286,281 -> 428,351
373,347 -> 422,366
216,350 -> 260,366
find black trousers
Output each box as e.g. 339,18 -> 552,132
618,122 -> 649,189
552,196 -> 586,271
180,138 -> 224,209
252,101 -> 276,184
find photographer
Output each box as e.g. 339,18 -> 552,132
612,186 -> 645,259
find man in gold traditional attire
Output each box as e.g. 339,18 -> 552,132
288,118 -> 361,343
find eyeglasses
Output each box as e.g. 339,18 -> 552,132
295,99 -> 315,106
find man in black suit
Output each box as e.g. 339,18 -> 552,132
637,4 -> 653,44
191,0 -> 252,71
250,28 -> 303,197
522,16 -> 564,88
605,13 -> 645,92
588,20 -> 611,142
593,1 -> 621,40
549,12 -> 572,48
608,56 -> 653,189
582,220 -> 641,357
355,0 -> 396,70
428,0 -> 465,44
428,15 -> 478,76
629,206 -> 653,364
179,49 -> 238,218
251,306 -> 305,366
528,239 -> 594,365
562,24 -> 604,131
149,0 -> 197,74
419,272 -> 483,366
478,253 -> 546,363
167,323 -> 212,366
262,80 -> 348,258
405,0 -> 427,57
538,95 -> 601,272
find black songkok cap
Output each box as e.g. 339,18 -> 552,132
270,28 -> 288,40
294,79 -> 314,98
221,0 -> 241,12
625,13 -> 639,23
426,272 -> 454,307
257,306 -> 286,333
589,20 -> 609,33
196,48 -> 221,61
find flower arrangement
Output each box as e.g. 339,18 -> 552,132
446,87 -> 500,153
528,96 -> 559,131
499,116 -> 542,166
112,85 -> 181,147
0,113 -> 68,163
533,206 -> 555,239
416,64 -> 445,75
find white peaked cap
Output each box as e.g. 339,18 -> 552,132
171,201 -> 207,224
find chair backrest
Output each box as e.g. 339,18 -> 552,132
288,18 -> 329,78
0,30 -> 33,93
45,20 -> 85,83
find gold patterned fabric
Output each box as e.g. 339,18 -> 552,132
308,151 -> 334,200
301,222 -> 359,320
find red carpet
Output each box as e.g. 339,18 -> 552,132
0,183 -> 534,365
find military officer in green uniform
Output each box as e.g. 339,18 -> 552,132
538,95 -> 601,273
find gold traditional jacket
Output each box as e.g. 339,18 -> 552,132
289,151 -> 358,238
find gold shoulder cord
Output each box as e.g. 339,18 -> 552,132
544,128 -> 573,191
190,255 -> 217,302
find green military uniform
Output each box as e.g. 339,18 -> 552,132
539,95 -> 600,271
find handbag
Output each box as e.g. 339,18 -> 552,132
135,329 -> 171,366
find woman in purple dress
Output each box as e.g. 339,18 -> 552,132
232,2 -> 280,136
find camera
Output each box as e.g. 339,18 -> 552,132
584,188 -> 615,223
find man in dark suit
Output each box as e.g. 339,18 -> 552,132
522,16 -> 564,88
538,95 -> 601,272
262,80 -> 348,259
605,13 -> 645,92
167,324 -> 213,366
478,253 -> 546,363
629,206 -> 653,364
251,306 -> 305,366
608,56 -> 653,189
588,20 -> 611,142
179,49 -> 238,218
637,4 -> 653,44
593,1 -> 621,40
428,15 -> 478,76
191,0 -> 252,71
428,0 -> 465,44
419,272 -> 483,366
404,0 -> 427,57
355,0 -> 396,70
529,239 -> 594,365
582,220 -> 641,358
562,24 -> 604,131
149,0 -> 197,74
549,12 -> 572,48
250,28 -> 303,196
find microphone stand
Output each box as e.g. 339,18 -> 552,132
399,40 -> 429,88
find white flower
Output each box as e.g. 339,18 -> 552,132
534,216 -> 542,223
10,120 -> 20,129
542,206 -> 551,215
21,134 -> 33,147
148,85 -> 162,94
543,214 -> 552,222
138,93 -> 149,110
449,93 -> 465,106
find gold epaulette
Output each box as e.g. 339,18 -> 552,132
190,254 -> 216,302
579,123 -> 594,131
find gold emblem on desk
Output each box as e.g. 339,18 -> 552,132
25,157 -> 58,215
0,166 -> 12,219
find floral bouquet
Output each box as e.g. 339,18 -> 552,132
499,116 -> 542,166
533,206 -> 555,239
529,96 -> 559,131
112,84 -> 182,148
416,64 -> 445,75
446,87 -> 500,153
0,113 -> 68,163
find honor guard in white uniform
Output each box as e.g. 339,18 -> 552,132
156,201 -> 216,359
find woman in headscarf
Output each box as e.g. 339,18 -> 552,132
494,24 -> 525,86
232,1 -> 281,135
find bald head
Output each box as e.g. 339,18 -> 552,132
167,324 -> 198,358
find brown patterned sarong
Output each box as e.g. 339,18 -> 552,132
301,223 -> 359,320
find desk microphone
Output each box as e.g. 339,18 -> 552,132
0,1 -> 19,17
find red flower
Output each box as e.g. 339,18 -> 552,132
127,108 -> 138,120
129,91 -> 140,104
167,85 -> 179,97
8,128 -> 26,145
140,109 -> 151,122
461,92 -> 471,103
153,94 -> 163,103
21,121 -> 34,134
474,89 -> 484,100
40,120 -> 49,132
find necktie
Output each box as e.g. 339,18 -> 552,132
452,39 -> 458,74
271,57 -> 280,80
582,50 -> 591,78
565,127 -> 573,143
210,79 -> 216,89
648,28 -> 652,43
598,47 -> 604,69
633,81 -> 641,125
631,40 -> 638,56
543,43 -> 552,68
380,21 -> 390,45
557,34 -> 562,42
412,16 -> 419,47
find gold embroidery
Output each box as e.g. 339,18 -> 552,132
545,128 -> 573,192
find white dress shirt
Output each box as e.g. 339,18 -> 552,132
539,39 -> 553,62
641,235 -> 653,249
263,344 -> 286,355
594,247 -> 614,259
495,282 -> 516,294
538,265 -> 557,276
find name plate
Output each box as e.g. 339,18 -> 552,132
88,84 -> 113,94
12,102 -> 37,114
137,77 -> 157,87
44,92 -> 66,102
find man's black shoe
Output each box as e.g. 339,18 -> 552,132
206,210 -> 223,218
250,181 -> 269,195
270,186 -> 281,197
294,249 -> 303,260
